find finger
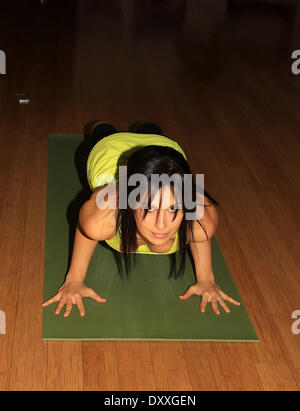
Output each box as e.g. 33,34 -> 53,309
55,297 -> 67,315
218,298 -> 230,314
211,299 -> 220,315
74,295 -> 86,317
63,300 -> 73,318
179,287 -> 194,300
200,294 -> 209,313
220,292 -> 241,306
42,294 -> 61,307
88,289 -> 107,303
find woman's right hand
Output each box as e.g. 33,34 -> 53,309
42,281 -> 107,317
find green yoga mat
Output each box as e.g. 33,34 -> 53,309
42,134 -> 259,342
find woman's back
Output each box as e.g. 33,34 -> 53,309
86,132 -> 187,191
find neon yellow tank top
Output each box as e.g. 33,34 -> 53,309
105,230 -> 180,255
86,132 -> 187,255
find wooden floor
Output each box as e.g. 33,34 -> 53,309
0,0 -> 299,391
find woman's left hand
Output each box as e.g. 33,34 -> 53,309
178,279 -> 241,315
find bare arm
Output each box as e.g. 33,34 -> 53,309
187,197 -> 219,281
42,187 -> 117,316
180,199 -> 240,314
190,237 -> 215,282
66,186 -> 117,281
65,223 -> 100,283
78,186 -> 117,241
42,219 -> 107,316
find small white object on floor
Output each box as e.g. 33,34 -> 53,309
16,93 -> 30,104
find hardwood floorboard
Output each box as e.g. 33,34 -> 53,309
0,0 -> 299,391
82,342 -> 120,391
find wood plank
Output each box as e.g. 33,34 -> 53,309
115,341 -> 156,391
149,342 -> 192,391
182,342 -> 228,391
255,361 -> 298,391
271,314 -> 300,390
0,282 -> 18,390
82,342 -> 120,391
215,212 -> 299,390
0,0 -> 299,391
47,341 -> 83,391
0,238 -> 23,282
215,343 -> 263,391
8,140 -> 48,390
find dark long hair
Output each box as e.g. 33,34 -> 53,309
115,145 -> 219,280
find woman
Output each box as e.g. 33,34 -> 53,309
42,121 -> 240,317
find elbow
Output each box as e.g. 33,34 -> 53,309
78,203 -> 89,236
202,222 -> 217,241
208,222 -> 218,239
208,209 -> 219,239
80,221 -> 104,242
192,205 -> 219,242
203,206 -> 219,240
78,202 -> 99,241
77,221 -> 94,240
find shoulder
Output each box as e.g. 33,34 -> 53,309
90,182 -> 119,207
186,195 -> 219,243
79,184 -> 118,241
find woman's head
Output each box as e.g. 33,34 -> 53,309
134,184 -> 184,248
115,145 -> 219,279
126,145 -> 189,247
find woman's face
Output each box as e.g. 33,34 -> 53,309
134,186 -> 184,246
